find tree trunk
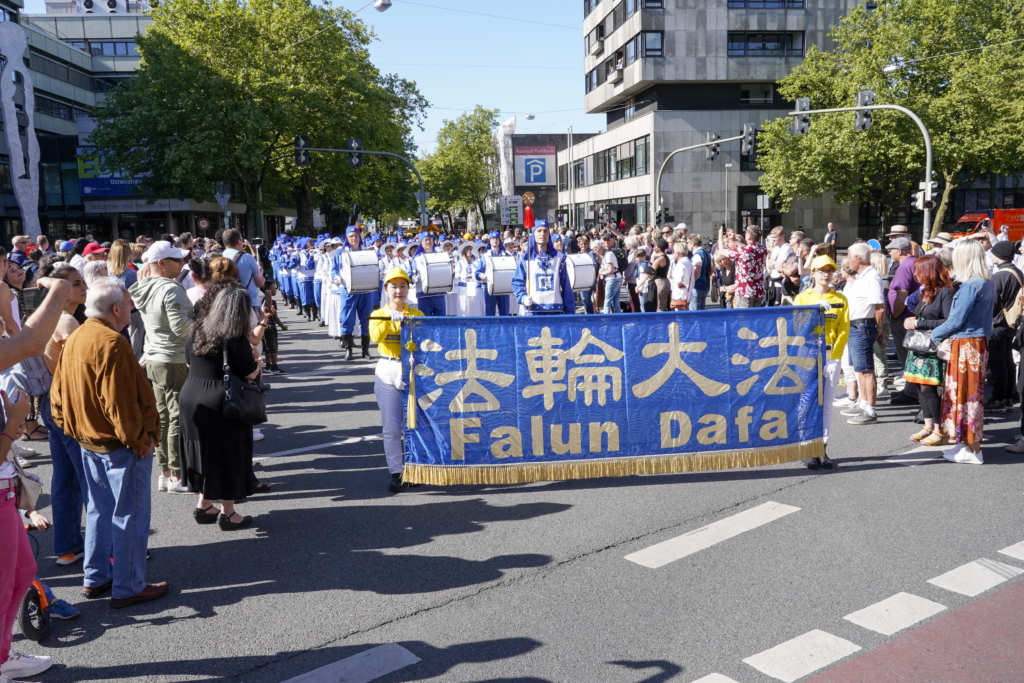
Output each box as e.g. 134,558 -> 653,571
932,175 -> 958,239
292,171 -> 315,234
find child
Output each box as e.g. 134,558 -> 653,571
261,280 -> 288,375
368,268 -> 423,493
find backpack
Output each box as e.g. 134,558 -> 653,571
1001,268 -> 1023,328
612,247 -> 629,275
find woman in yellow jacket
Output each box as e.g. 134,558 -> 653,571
793,255 -> 850,469
369,268 -> 423,492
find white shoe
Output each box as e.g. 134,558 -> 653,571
14,454 -> 34,469
166,478 -> 190,494
942,443 -> 967,459
876,384 -> 888,397
893,378 -> 906,389
158,474 -> 169,492
1006,436 -> 1024,454
11,442 -> 36,457
253,429 -> 265,442
0,651 -> 53,678
833,396 -> 856,408
945,446 -> 984,465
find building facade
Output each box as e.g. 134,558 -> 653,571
0,0 -> 292,244
559,0 -> 862,244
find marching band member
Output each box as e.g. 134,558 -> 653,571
369,268 -> 423,493
454,242 -> 484,317
409,232 -> 448,317
296,239 -> 317,322
475,231 -> 510,316
287,245 -> 302,315
511,220 -> 575,316
552,233 -> 564,253
325,238 -> 344,340
312,237 -> 328,325
441,238 -> 458,315
279,241 -> 295,309
333,226 -> 374,360
314,237 -> 332,327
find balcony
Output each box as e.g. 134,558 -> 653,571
607,68 -> 623,84
590,38 -> 604,56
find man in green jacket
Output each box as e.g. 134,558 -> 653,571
129,240 -> 194,494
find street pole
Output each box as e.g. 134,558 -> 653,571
568,126 -> 574,230
786,103 -> 934,241
303,146 -> 430,228
724,163 -> 733,230
655,134 -> 744,223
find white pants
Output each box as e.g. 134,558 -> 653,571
374,358 -> 405,473
326,290 -> 342,338
823,360 -> 840,444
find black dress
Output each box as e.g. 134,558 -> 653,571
179,335 -> 258,500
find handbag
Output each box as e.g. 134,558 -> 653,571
937,339 -> 952,361
7,355 -> 52,397
903,327 -> 937,355
710,282 -> 719,304
5,449 -> 42,510
221,343 -> 267,426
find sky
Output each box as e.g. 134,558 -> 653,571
23,0 -> 607,155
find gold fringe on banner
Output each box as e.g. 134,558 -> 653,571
402,439 -> 824,486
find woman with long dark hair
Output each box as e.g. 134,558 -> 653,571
179,286 -> 270,530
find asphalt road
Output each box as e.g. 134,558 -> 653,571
13,306 -> 1024,683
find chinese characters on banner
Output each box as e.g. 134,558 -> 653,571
402,307 -> 824,485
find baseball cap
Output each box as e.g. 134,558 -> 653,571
601,232 -> 615,240
142,240 -> 189,263
384,267 -> 411,284
886,237 -> 912,251
59,240 -> 74,252
83,243 -> 109,256
810,255 -> 838,271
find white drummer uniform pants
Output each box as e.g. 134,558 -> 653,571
374,357 -> 405,474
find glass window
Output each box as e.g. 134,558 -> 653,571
61,167 -> 81,206
643,0 -> 663,7
636,136 -> 648,175
42,165 -> 63,206
115,42 -> 127,56
624,37 -> 636,65
612,2 -> 625,29
0,156 -> 11,193
740,83 -> 773,104
103,42 -> 115,56
128,42 -> 139,56
728,32 -> 803,57
643,31 -> 663,57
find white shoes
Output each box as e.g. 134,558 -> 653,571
158,474 -> 168,492
11,442 -> 37,457
943,443 -> 984,465
876,384 -> 888,397
253,429 -> 265,442
166,478 -> 190,494
0,651 -> 52,678
833,396 -> 856,408
1006,436 -> 1024,454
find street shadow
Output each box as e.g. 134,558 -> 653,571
609,659 -> 684,683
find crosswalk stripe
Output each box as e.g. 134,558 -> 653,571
256,435 -> 383,459
927,558 -> 1024,597
885,447 -> 942,466
624,501 -> 800,569
742,629 -> 861,683
843,592 -> 946,636
280,643 -> 420,683
689,674 -> 741,683
998,540 -> 1024,562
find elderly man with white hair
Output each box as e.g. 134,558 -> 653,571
51,278 -> 168,608
839,242 -> 886,425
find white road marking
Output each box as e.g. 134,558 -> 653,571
998,540 -> 1024,562
690,675 -> 741,683
885,447 -> 942,466
843,592 -> 946,636
742,629 -> 861,683
927,558 -> 1024,596
280,643 -> 420,683
624,502 -> 800,569
256,435 -> 383,459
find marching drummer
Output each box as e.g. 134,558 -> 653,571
454,242 -> 484,317
333,226 -> 375,360
409,232 -> 448,317
296,239 -> 317,322
511,220 -> 575,315
474,230 -> 510,316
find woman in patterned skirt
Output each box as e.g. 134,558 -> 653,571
930,241 -> 996,464
902,255 -> 955,446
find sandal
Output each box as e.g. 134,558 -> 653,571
910,428 -> 932,443
921,430 -> 948,447
21,425 -> 48,441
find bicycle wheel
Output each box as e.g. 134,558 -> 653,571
18,585 -> 50,642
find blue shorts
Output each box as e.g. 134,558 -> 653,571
848,319 -> 877,373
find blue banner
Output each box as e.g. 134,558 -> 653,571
402,307 -> 825,485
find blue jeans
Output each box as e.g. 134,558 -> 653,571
81,446 -> 153,599
40,397 -> 87,557
417,295 -> 447,317
581,290 -> 594,314
689,290 -> 709,310
848,319 -> 878,373
602,278 -> 621,314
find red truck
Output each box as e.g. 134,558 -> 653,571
950,209 -> 1024,240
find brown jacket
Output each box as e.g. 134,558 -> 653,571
51,318 -> 160,456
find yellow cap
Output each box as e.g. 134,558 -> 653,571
464,232 -> 473,240
384,268 -> 411,284
810,255 -> 838,271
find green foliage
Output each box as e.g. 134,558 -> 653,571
757,0 -> 1024,236
89,0 -> 427,230
417,106 -> 500,226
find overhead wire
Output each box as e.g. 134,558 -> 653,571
390,0 -> 578,31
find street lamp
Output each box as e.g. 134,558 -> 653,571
374,0 -> 392,11
882,64 -> 900,74
724,163 -> 733,230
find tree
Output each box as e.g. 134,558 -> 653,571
89,0 -> 426,234
757,0 -> 1024,237
417,106 -> 500,230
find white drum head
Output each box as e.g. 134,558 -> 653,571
566,253 -> 597,292
342,250 -> 380,293
486,255 -> 517,296
419,252 -> 454,294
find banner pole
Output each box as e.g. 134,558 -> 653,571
817,308 -> 824,407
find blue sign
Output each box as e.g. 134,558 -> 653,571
402,307 -> 825,485
76,147 -> 142,197
524,158 -> 547,183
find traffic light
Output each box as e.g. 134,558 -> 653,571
348,138 -> 363,168
914,191 -> 926,211
793,97 -> 811,135
923,181 -> 939,210
706,132 -> 721,161
741,123 -> 757,156
855,89 -> 875,131
294,135 -> 310,166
